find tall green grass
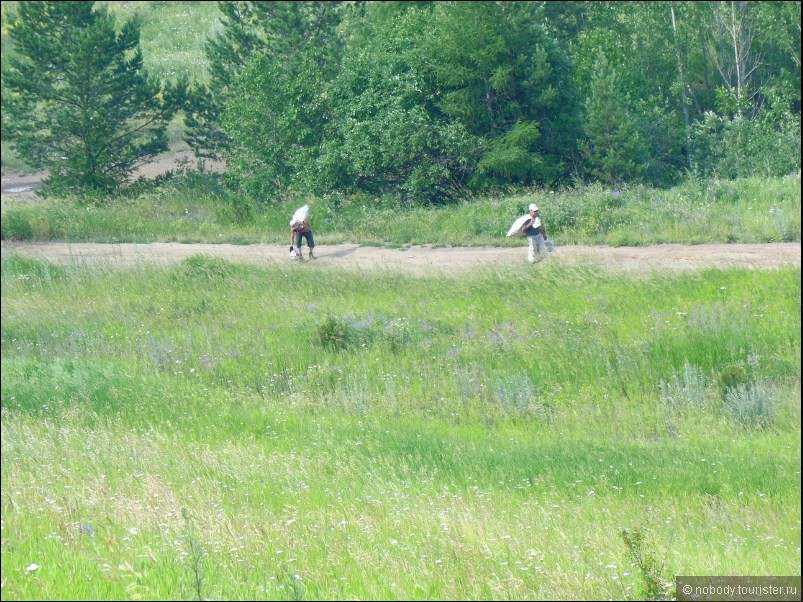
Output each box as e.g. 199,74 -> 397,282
2,253 -> 800,600
2,173 -> 800,246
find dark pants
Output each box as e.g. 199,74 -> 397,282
295,231 -> 315,249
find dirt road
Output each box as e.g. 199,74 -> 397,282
2,153 -> 800,274
2,241 -> 799,274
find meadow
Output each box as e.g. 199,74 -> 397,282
1,2 -> 800,599
1,252 -> 800,600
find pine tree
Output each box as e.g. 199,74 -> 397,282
183,2 -> 266,161
580,50 -> 647,186
1,1 -> 184,194
184,1 -> 344,162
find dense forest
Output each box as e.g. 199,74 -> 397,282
2,1 -> 800,203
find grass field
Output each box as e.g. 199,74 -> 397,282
1,253 -> 799,600
1,3 -> 800,600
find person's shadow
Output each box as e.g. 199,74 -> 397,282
322,245 -> 358,259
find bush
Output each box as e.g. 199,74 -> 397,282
690,111 -> 801,180
724,383 -> 776,429
1,208 -> 34,240
175,255 -> 235,283
658,361 -> 711,412
315,315 -> 358,351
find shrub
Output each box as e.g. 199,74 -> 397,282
621,527 -> 672,601
658,361 -> 711,412
176,255 -> 235,282
724,383 -> 776,429
315,315 -> 358,352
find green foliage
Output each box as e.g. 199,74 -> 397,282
718,362 -> 751,398
176,254 -> 235,283
310,10 -> 476,204
181,1 -> 267,161
568,1 -> 799,190
1,205 -> 34,240
1,256 -> 800,599
580,50 -> 647,186
185,1 -> 345,163
1,172 -> 799,246
183,78 -> 229,162
421,1 -> 581,189
315,315 -> 360,352
689,106 -> 802,179
1,1 -> 185,194
0,139 -> 31,174
2,1 -> 802,198
472,120 -> 542,185
1,357 -> 132,417
215,1 -> 583,203
621,527 -> 672,600
0,253 -> 64,283
635,101 -> 687,187
222,53 -> 330,201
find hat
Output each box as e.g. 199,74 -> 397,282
528,203 -> 539,212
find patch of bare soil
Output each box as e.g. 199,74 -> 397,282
2,241 -> 799,275
1,146 -> 223,203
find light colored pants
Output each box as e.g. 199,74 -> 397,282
528,233 -> 546,263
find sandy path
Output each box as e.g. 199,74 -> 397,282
4,151 -> 799,273
2,241 -> 799,275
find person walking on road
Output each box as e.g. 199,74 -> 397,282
520,203 -> 549,263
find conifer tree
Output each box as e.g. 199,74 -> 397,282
580,50 -> 646,186
184,1 -> 343,162
182,2 -> 267,161
1,1 -> 184,194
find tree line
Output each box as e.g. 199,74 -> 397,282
1,1 -> 800,202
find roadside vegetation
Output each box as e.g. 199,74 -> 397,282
2,172 -> 800,247
2,2 -> 800,202
2,3 -> 799,247
2,253 -> 800,600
